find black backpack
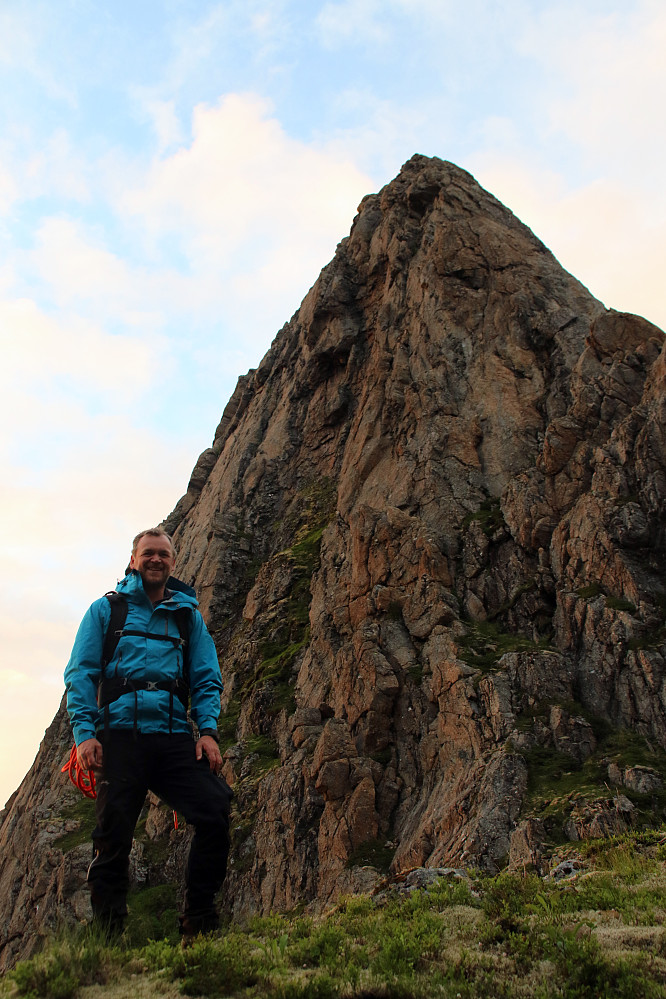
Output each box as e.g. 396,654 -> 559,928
97,590 -> 191,735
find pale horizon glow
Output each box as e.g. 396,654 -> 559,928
1,0 -> 665,809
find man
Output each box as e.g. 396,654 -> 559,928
64,528 -> 232,939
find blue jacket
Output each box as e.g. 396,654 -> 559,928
64,571 -> 222,745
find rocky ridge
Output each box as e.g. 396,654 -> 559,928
0,155 -> 664,969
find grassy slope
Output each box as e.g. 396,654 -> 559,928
4,829 -> 666,999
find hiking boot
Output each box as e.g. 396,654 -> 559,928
179,912 -> 219,947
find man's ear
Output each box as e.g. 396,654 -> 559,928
129,553 -> 136,570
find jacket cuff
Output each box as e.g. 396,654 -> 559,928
74,726 -> 97,746
199,728 -> 219,743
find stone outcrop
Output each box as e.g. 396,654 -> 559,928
0,704 -> 92,969
1,155 -> 664,966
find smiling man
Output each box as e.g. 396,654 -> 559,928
64,528 -> 232,940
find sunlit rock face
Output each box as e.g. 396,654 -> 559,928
1,155 -> 664,965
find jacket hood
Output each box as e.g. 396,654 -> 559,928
115,570 -> 199,608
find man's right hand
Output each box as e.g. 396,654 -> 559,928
77,738 -> 103,772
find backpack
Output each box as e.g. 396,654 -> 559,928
97,590 -> 192,735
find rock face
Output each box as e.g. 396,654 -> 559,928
0,704 -> 93,968
1,155 -> 665,966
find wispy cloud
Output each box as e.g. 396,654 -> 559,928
118,92 -> 373,336
316,0 -> 391,47
0,3 -> 77,105
467,0 -> 666,328
516,2 -> 666,166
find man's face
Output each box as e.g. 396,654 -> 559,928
130,534 -> 176,591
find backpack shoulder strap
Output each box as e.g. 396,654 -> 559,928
101,591 -> 128,670
172,606 -> 192,685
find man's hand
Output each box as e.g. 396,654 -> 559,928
196,735 -> 222,772
77,738 -> 103,772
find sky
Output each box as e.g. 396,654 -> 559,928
1,0 -> 665,809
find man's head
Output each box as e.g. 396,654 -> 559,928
131,528 -> 175,559
130,529 -> 176,597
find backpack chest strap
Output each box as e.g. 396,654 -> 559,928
117,628 -> 186,648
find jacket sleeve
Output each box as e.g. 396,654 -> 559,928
64,598 -> 110,746
187,610 -> 223,733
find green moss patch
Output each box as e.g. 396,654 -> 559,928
462,497 -> 505,537
346,838 -> 395,873
243,734 -> 281,776
519,715 -> 666,839
218,696 -> 241,751
459,620 -> 549,672
576,583 -> 637,614
241,520 -> 326,715
125,884 -> 180,946
53,798 -> 96,853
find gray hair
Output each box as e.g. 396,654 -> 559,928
131,528 -> 176,557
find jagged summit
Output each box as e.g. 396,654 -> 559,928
1,156 -> 664,968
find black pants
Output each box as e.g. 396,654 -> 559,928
89,731 -> 232,924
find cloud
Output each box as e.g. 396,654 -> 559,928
0,159 -> 18,215
464,0 -> 666,332
0,291 -> 192,618
26,130 -> 92,203
468,152 -> 666,331
0,4 -> 39,70
0,3 -> 76,105
0,296 -> 167,417
0,129 -> 91,220
316,0 -> 391,46
140,99 -> 185,153
29,220 -> 135,310
0,319 -> 197,807
24,217 -> 234,343
121,93 -> 372,251
118,92 -> 374,338
520,0 -> 666,187
162,4 -> 233,91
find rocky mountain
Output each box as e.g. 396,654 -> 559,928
1,154 -> 664,969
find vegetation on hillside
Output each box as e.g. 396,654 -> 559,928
4,829 -> 666,999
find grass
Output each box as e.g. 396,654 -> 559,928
346,838 -> 395,872
124,884 -> 180,947
458,620 -> 551,673
462,497 -> 505,537
53,798 -> 97,853
575,582 -> 642,615
239,521 -> 328,717
218,697 -> 242,752
516,711 -> 666,844
7,832 -> 666,998
242,734 -> 281,777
